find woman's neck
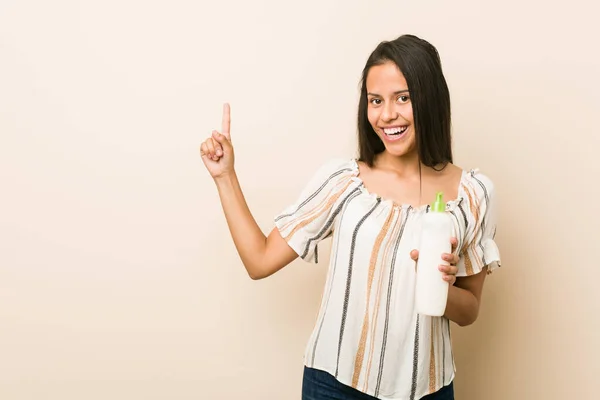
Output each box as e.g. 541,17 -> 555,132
374,151 -> 422,177
373,151 -> 450,178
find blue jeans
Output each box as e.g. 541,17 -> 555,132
302,366 -> 454,400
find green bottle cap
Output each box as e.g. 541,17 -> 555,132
430,192 -> 446,212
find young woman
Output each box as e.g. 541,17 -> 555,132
200,34 -> 501,400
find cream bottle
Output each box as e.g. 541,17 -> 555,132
415,192 -> 453,316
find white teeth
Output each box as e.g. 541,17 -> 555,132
384,126 -> 408,135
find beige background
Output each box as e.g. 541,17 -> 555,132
1,0 -> 598,399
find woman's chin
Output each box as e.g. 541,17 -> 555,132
382,144 -> 416,158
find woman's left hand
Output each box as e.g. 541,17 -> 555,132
410,237 -> 460,286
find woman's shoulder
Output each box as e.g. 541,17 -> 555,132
456,167 -> 497,208
317,157 -> 358,171
462,168 -> 496,194
289,158 -> 360,198
309,157 -> 359,180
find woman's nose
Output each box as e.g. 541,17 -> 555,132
381,103 -> 398,122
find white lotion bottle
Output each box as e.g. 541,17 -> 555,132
415,192 -> 454,316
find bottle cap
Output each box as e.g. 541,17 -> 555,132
430,192 -> 446,212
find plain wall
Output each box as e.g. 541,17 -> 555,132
1,0 -> 598,399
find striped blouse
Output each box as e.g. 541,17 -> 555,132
274,158 -> 501,400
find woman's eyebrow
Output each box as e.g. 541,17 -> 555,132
367,89 -> 409,96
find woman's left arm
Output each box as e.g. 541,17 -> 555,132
443,268 -> 487,326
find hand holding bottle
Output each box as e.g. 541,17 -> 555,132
410,237 -> 459,286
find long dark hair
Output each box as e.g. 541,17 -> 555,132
357,34 -> 452,169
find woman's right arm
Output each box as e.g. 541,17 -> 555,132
200,104 -> 298,280
214,172 -> 298,279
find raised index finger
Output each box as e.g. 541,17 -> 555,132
221,103 -> 231,139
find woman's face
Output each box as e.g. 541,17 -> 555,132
366,61 -> 416,158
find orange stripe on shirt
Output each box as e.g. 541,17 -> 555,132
363,208 -> 403,392
352,208 -> 395,388
284,179 -> 354,242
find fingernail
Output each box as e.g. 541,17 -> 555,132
216,150 -> 222,156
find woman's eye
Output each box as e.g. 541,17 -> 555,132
398,95 -> 410,103
369,98 -> 382,105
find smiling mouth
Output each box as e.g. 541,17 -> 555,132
382,126 -> 408,136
